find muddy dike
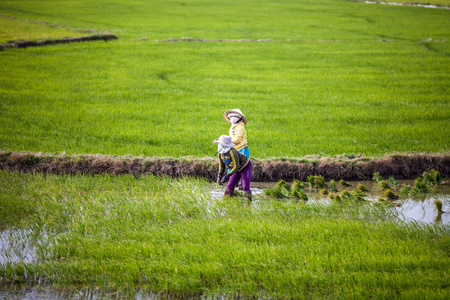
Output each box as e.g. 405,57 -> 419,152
1,151 -> 449,181
0,33 -> 118,49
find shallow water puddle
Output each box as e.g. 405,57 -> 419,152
395,196 -> 450,224
0,287 -> 161,300
210,181 -> 450,225
0,229 -> 40,265
210,187 -> 264,199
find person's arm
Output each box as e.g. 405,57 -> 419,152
231,124 -> 245,144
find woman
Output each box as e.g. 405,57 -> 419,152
214,135 -> 253,200
224,108 -> 249,190
223,109 -> 249,158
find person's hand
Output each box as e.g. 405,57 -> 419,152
221,174 -> 230,183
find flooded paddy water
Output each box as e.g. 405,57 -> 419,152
1,179 -> 448,299
211,179 -> 450,225
0,286 -> 161,300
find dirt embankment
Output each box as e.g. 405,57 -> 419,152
0,34 -> 118,49
1,151 -> 449,181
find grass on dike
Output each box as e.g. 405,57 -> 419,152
0,15 -> 93,44
1,171 -> 449,298
0,0 -> 449,157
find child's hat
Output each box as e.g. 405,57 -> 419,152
223,108 -> 247,124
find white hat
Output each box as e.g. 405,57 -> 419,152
213,135 -> 235,154
223,108 -> 247,124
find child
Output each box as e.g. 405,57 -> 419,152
214,135 -> 253,200
223,109 -> 249,158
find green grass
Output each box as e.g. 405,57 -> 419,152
0,0 -> 449,158
1,171 -> 449,298
0,14 -> 92,44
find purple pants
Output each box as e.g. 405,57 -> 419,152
227,160 -> 252,192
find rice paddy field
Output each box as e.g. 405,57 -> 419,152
1,0 -> 450,298
1,171 -> 449,299
0,0 -> 449,157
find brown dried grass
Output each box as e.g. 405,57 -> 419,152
0,151 -> 448,181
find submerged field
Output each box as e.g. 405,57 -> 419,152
1,171 -> 449,298
0,0 -> 449,157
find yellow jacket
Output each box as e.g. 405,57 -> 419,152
229,123 -> 247,151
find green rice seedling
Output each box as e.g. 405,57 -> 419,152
357,183 -> 369,193
386,177 -> 399,186
372,172 -> 384,184
264,180 -> 291,198
307,175 -> 326,189
375,198 -> 394,207
353,190 -> 365,198
379,180 -> 391,189
340,190 -> 353,199
402,177 -> 432,196
329,179 -> 338,192
336,190 -> 366,203
320,188 -> 329,195
412,178 -> 429,195
400,185 -> 412,195
351,190 -> 367,202
384,189 -> 398,200
292,185 -> 308,201
339,179 -> 352,187
434,198 -> 444,213
293,180 -> 308,189
328,193 -> 341,203
264,187 -> 284,198
276,180 -> 291,193
423,169 -> 442,185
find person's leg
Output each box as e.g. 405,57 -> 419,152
240,161 -> 253,201
237,148 -> 249,190
225,173 -> 241,196
240,161 -> 253,191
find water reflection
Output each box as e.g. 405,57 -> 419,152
210,181 -> 450,225
0,286 -> 161,300
395,196 -> 450,224
0,229 -> 40,265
